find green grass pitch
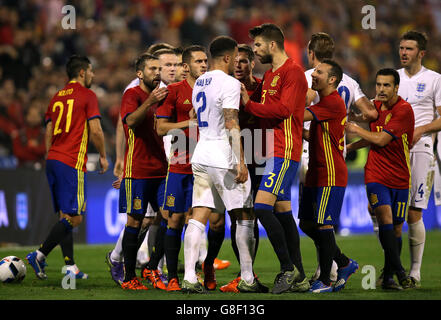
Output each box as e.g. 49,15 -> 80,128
1,231 -> 441,301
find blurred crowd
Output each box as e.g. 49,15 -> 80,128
0,0 -> 440,169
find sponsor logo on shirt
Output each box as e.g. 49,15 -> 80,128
183,99 -> 191,104
416,83 -> 426,93
385,113 -> 392,125
271,75 -> 280,87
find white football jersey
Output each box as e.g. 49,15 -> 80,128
398,67 -> 441,153
191,70 -> 241,169
123,79 -> 172,160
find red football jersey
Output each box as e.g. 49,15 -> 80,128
305,91 -> 348,187
121,86 -> 167,179
156,80 -> 196,174
365,97 -> 414,189
244,58 -> 307,161
45,81 -> 101,172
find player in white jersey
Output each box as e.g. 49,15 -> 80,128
397,31 -> 441,287
301,32 -> 378,284
182,36 -> 259,293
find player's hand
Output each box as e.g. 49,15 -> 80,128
240,83 -> 250,106
113,159 -> 124,178
148,86 -> 168,105
344,122 -> 359,134
235,162 -> 248,184
112,176 -> 122,189
411,126 -> 424,148
99,156 -> 109,174
189,108 -> 197,120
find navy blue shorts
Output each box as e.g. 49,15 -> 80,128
162,172 -> 194,213
258,157 -> 298,201
46,159 -> 87,216
298,186 -> 346,225
366,182 -> 409,224
119,178 -> 165,219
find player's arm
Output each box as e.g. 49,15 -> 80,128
346,138 -> 370,153
412,105 -> 441,147
45,121 -> 53,156
305,88 -> 318,106
354,96 -> 378,121
113,116 -> 125,178
224,108 -> 247,183
88,118 -> 108,173
125,86 -> 168,129
156,117 -> 196,136
345,121 -> 393,147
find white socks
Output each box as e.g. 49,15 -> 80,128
198,230 -> 208,264
111,228 -> 124,262
236,220 -> 255,284
408,218 -> 425,281
184,219 -> 205,283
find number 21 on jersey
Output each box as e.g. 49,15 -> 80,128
195,91 -> 208,128
52,99 -> 74,135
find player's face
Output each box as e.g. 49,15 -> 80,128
253,36 -> 272,64
187,51 -> 208,80
141,59 -> 161,91
227,47 -> 239,75
84,64 -> 94,88
399,40 -> 424,67
311,63 -> 333,91
175,54 -> 187,81
234,51 -> 253,81
375,75 -> 398,103
158,53 -> 178,84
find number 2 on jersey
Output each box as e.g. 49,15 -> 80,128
196,92 -> 208,128
53,99 -> 74,135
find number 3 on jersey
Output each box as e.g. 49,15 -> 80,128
52,99 -> 74,135
196,91 -> 208,128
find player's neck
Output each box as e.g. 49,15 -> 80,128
139,81 -> 151,94
383,96 -> 399,109
186,77 -> 195,88
70,77 -> 85,87
271,52 -> 289,72
242,75 -> 256,90
404,63 -> 422,77
318,86 -> 335,99
210,61 -> 229,75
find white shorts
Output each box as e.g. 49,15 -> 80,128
410,152 -> 435,209
191,163 -> 253,212
433,153 -> 441,206
144,203 -> 157,217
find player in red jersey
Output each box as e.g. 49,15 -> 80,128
26,55 -> 108,280
346,68 -> 416,290
118,53 -> 169,290
240,23 -> 309,294
299,60 -> 357,293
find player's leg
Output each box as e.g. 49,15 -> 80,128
27,160 -> 85,280
106,224 -> 125,285
202,212 -> 224,290
407,152 -> 434,285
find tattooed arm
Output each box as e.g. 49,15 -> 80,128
223,108 -> 248,183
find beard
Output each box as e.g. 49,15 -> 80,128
259,53 -> 272,64
143,77 -> 159,91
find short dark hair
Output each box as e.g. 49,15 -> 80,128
249,23 -> 284,50
321,59 -> 343,88
308,32 -> 334,61
153,48 -> 177,58
66,55 -> 91,79
146,42 -> 174,55
182,45 -> 206,64
173,47 -> 184,56
376,68 -> 400,86
400,30 -> 427,51
209,36 -> 237,59
135,53 -> 158,71
238,44 -> 254,61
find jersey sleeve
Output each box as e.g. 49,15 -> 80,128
121,89 -> 139,124
349,76 -> 366,102
156,85 -> 176,118
434,74 -> 441,107
44,101 -> 52,125
245,67 -> 307,119
86,90 -> 101,120
221,78 -> 241,110
307,95 -> 341,122
383,103 -> 414,139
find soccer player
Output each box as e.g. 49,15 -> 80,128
220,43 -> 267,293
302,32 -> 377,283
118,53 -> 168,290
26,55 -> 108,280
155,45 -> 208,291
240,23 -> 309,294
397,31 -> 441,287
174,47 -> 188,82
345,68 -> 416,290
183,36 -> 259,294
106,43 -> 175,286
299,60 -> 358,293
